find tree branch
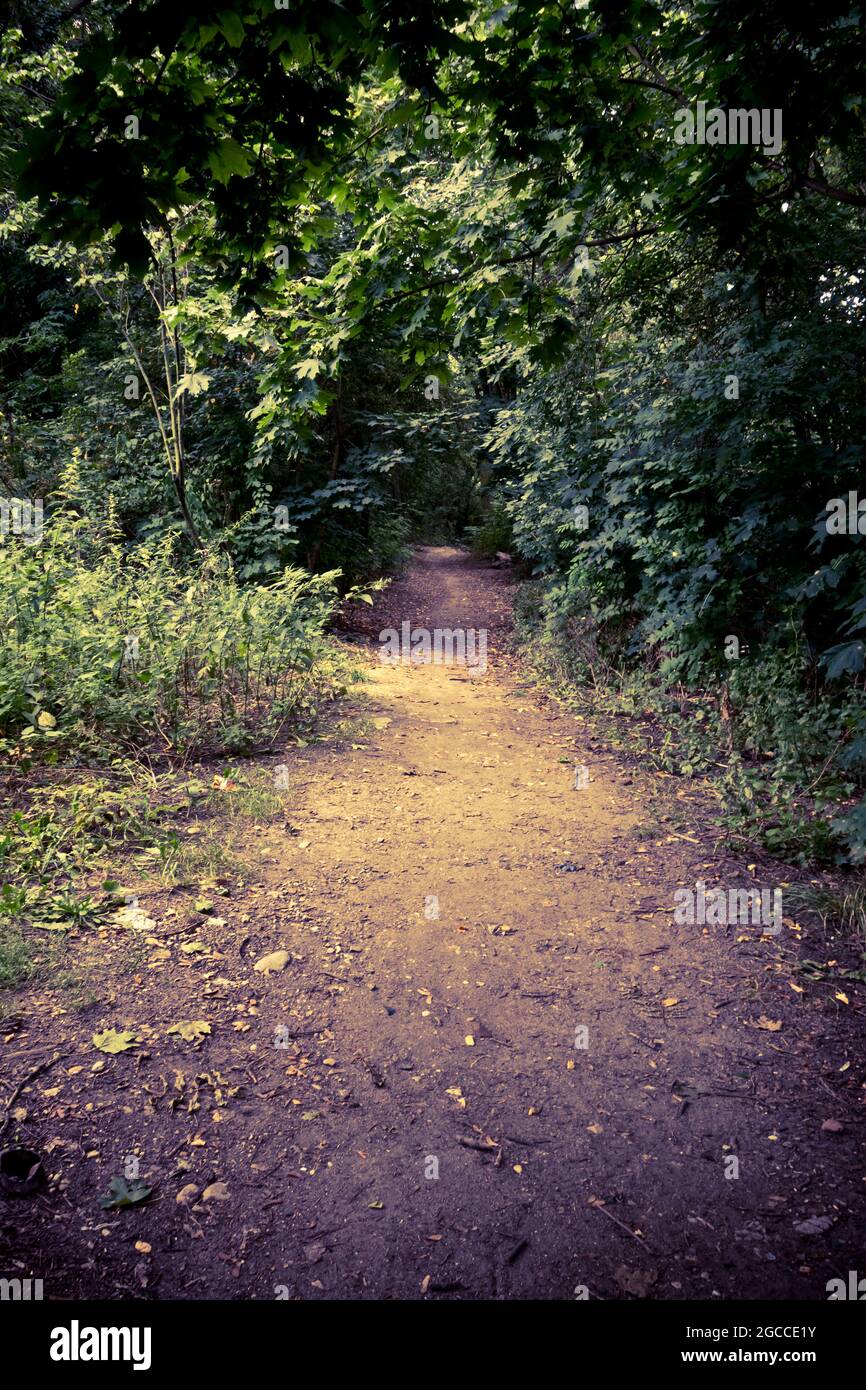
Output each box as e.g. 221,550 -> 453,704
799,176 -> 866,209
380,225 -> 659,307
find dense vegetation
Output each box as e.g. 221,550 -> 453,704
1,0 -> 865,903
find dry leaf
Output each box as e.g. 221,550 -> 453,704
92,1028 -> 137,1055
614,1264 -> 657,1298
167,1019 -> 211,1047
794,1214 -> 834,1235
201,1181 -> 230,1202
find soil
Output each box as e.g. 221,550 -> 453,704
2,545 -> 865,1301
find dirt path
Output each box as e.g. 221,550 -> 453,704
4,546 -> 865,1300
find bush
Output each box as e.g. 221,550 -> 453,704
466,499 -> 513,559
516,576 -> 866,867
0,507 -> 348,756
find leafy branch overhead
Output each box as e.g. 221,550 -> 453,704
1,1 -> 865,862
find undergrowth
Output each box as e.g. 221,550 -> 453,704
515,579 -> 866,948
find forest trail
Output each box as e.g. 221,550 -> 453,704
6,547 -> 865,1301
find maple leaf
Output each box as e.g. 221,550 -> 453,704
92,1029 -> 137,1054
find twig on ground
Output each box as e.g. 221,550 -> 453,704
0,1050 -> 72,1136
590,1197 -> 652,1249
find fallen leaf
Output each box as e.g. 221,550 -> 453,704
99,1176 -> 152,1209
201,1182 -> 230,1202
614,1264 -> 658,1298
167,1019 -> 212,1047
794,1214 -> 834,1235
92,1029 -> 138,1055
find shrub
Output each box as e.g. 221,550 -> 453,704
0,507 -> 348,756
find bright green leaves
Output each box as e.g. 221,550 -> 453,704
174,371 -> 211,399
294,359 -> 324,380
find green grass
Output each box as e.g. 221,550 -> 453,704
0,924 -> 36,990
139,830 -> 248,888
785,881 -> 866,955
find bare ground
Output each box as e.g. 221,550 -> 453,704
2,545 -> 865,1301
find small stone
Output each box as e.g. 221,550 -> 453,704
254,950 -> 290,974
201,1182 -> 230,1202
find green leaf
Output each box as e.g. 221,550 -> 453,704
174,371 -> 211,399
99,1176 -> 153,1209
207,138 -> 251,184
92,1028 -> 138,1055
167,1019 -> 212,1046
295,359 -> 323,380
216,10 -> 245,48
